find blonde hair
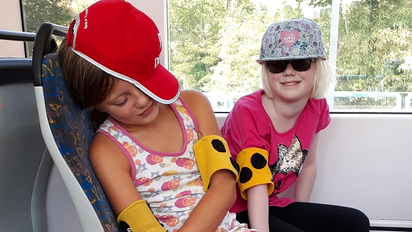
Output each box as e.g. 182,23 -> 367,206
261,59 -> 336,99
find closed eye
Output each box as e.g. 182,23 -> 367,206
114,95 -> 129,106
115,100 -> 126,106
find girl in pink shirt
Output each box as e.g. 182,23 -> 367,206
221,18 -> 370,232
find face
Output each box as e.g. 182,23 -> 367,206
267,59 -> 316,102
95,79 -> 160,127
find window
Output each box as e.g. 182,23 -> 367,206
20,0 -> 412,113
22,0 -> 95,56
169,0 -> 412,113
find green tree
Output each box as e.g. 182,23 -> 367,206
303,0 -> 412,109
23,0 -> 96,56
23,0 -> 74,33
168,0 -> 412,109
169,0 -> 228,91
209,1 -> 271,94
329,0 -> 412,93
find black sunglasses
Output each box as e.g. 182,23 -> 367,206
267,59 -> 316,74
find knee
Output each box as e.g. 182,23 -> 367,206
348,208 -> 370,232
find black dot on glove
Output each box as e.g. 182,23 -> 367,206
251,153 -> 267,169
239,167 -> 253,184
211,139 -> 226,152
230,157 -> 240,173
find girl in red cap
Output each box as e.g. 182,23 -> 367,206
58,0 -> 256,232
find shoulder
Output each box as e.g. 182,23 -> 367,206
89,133 -> 119,163
304,98 -> 331,131
89,133 -> 131,173
305,98 -> 329,116
237,90 -> 263,104
234,90 -> 263,109
180,89 -> 211,112
230,90 -> 265,119
179,89 -> 214,121
222,90 -> 267,133
180,89 -> 220,136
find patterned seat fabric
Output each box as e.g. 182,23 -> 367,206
41,53 -> 119,232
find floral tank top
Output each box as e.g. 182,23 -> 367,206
97,98 -> 255,232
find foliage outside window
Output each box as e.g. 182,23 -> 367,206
22,0 -> 412,112
22,0 -> 95,56
169,0 -> 412,112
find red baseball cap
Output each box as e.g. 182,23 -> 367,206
67,0 -> 180,104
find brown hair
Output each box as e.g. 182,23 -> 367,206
57,38 -> 117,130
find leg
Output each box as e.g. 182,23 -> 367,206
269,202 -> 370,232
236,210 -> 304,232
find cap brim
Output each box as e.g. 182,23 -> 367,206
135,64 -> 181,105
257,56 -> 326,64
72,48 -> 180,104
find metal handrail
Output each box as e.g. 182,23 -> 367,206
0,30 -> 36,42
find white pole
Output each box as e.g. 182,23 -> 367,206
329,0 -> 340,73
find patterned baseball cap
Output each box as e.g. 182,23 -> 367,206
67,0 -> 180,104
257,18 -> 326,63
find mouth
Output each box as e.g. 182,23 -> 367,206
138,102 -> 154,116
281,81 -> 300,86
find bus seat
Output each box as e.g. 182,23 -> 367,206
33,23 -> 119,232
0,28 -> 52,232
0,57 -> 50,232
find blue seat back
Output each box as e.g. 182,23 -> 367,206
41,53 -> 119,231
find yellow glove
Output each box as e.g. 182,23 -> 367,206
117,200 -> 167,232
193,135 -> 239,191
236,148 -> 274,200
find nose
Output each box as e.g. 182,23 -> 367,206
133,88 -> 151,108
283,63 -> 295,75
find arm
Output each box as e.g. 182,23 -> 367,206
222,93 -> 272,231
89,133 -> 143,215
179,90 -> 237,232
90,135 -> 167,232
247,185 -> 270,232
294,132 -> 319,202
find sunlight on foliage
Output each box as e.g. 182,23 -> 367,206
22,0 -> 412,111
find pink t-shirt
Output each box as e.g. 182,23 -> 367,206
221,89 -> 331,213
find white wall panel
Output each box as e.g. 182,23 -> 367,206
0,0 -> 25,57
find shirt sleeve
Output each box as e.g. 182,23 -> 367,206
221,96 -> 271,159
316,98 -> 331,133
